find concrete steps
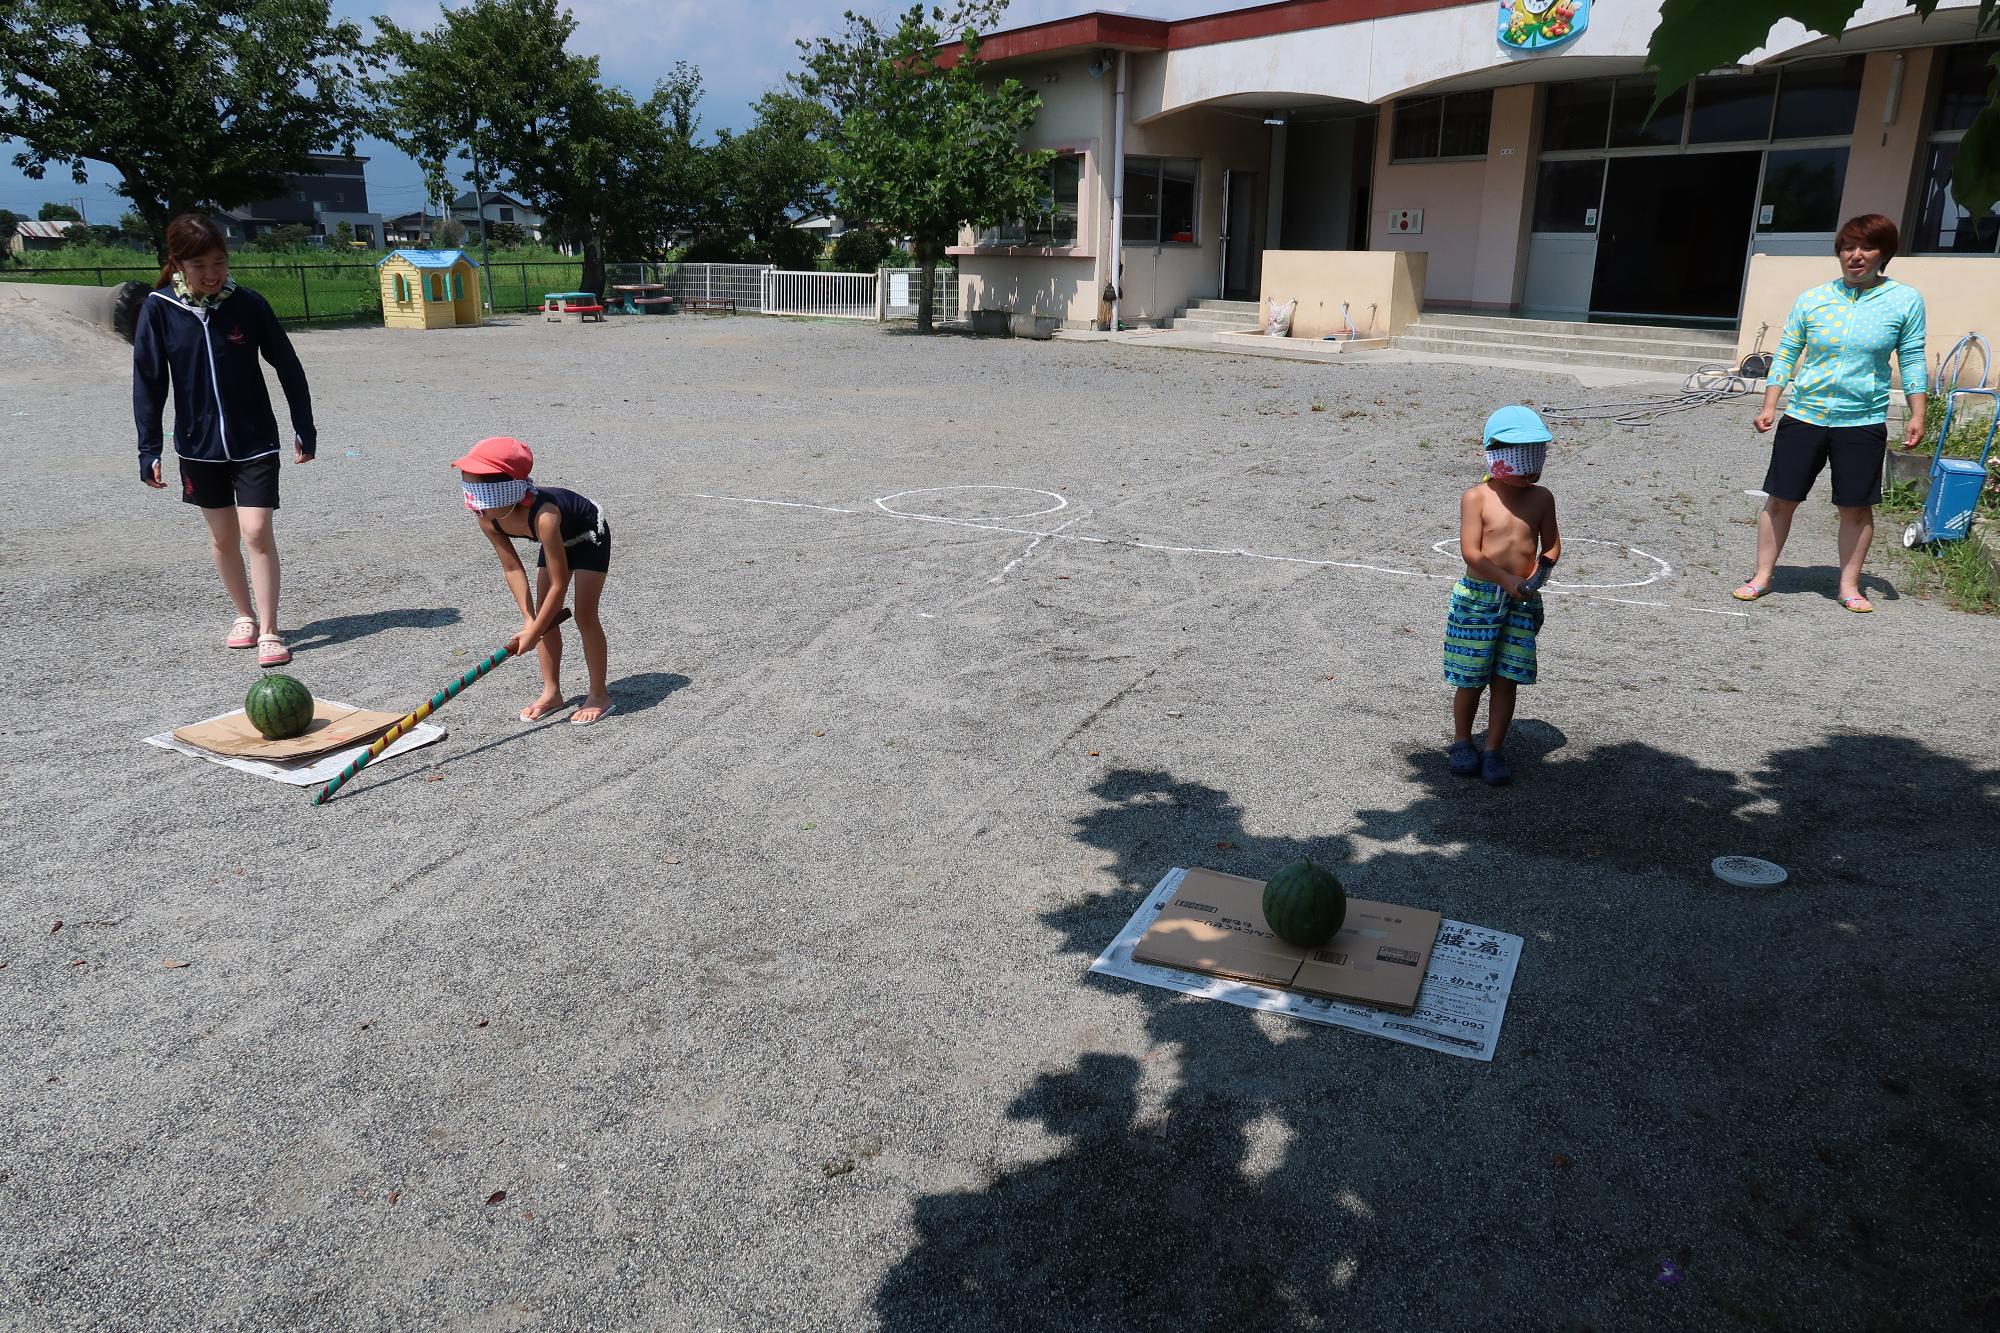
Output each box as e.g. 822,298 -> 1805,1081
1168,298 -> 1261,333
1393,312 -> 1738,377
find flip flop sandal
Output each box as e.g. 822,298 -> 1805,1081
519,701 -> 567,723
570,703 -> 616,726
226,615 -> 259,648
256,633 -> 292,667
1839,595 -> 1875,613
1730,581 -> 1768,602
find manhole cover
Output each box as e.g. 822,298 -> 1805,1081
1712,855 -> 1788,888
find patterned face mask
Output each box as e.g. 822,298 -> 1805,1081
172,272 -> 237,310
463,478 -> 530,511
1485,442 -> 1547,479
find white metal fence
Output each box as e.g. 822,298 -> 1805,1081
604,262 -> 959,323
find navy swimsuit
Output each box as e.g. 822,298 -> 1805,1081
493,485 -> 611,574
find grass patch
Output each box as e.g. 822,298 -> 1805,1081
1877,481 -> 2000,614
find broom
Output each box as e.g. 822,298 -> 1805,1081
312,608 -> 572,806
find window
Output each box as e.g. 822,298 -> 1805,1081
1391,91 -> 1492,160
1122,156 -> 1198,246
1542,80 -> 1613,152
1689,72 -> 1777,144
1771,55 -> 1863,139
393,273 -> 409,302
1609,77 -> 1688,148
429,273 -> 444,302
979,154 -> 1083,247
1759,147 -> 1848,231
1935,42 -> 2000,134
1531,159 -> 1604,232
500,207 -> 515,222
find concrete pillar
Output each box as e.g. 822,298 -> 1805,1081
1266,122 -> 1288,250
1842,48 -> 1936,230
1469,83 -> 1539,309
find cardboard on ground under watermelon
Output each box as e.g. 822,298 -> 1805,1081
173,699 -> 402,762
1131,866 -> 1440,1014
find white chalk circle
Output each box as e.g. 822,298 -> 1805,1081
875,485 -> 1070,522
1712,855 -> 1788,888
1429,536 -> 1670,590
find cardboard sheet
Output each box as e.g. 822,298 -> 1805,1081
1093,868 -> 1523,1062
173,698 -> 403,762
145,702 -> 445,787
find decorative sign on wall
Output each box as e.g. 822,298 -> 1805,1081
1387,209 -> 1424,235
1498,0 -> 1588,51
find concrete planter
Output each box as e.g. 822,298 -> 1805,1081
1883,448 -> 1933,495
1008,313 -> 1058,341
969,310 -> 1010,337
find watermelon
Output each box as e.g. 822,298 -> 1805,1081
245,673 -> 314,739
1262,857 -> 1347,949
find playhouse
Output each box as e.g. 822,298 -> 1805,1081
377,249 -> 482,330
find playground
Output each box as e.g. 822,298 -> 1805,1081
3,311 -> 1996,1329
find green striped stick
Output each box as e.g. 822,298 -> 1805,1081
312,608 -> 572,806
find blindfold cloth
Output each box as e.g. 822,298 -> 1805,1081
463,478 -> 530,512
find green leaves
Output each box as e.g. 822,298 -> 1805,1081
1,0 -> 374,255
1955,50 -> 2000,218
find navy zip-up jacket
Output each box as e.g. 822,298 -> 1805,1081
132,285 -> 317,480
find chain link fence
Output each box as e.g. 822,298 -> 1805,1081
3,259 -> 962,325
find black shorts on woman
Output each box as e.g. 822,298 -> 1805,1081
1762,414 -> 1886,508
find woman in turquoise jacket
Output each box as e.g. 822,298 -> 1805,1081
1735,213 -> 1927,613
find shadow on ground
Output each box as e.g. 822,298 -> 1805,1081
290,606 -> 461,650
611,672 -> 693,713
878,731 -> 1999,1331
1763,563 -> 1902,604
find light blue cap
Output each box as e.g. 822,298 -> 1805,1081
1483,405 -> 1553,448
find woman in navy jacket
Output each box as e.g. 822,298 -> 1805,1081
133,214 -> 318,667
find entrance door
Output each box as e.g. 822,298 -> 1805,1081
1221,170 -> 1260,301
1590,152 -> 1760,318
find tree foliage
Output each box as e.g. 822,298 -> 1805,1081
832,226 -> 893,272
37,200 -> 81,221
795,1 -> 1052,331
708,92 -> 832,252
0,0 -> 372,258
1648,0 -> 2000,214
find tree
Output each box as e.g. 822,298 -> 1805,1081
795,2 -> 1052,332
0,0 -> 372,259
832,226 -> 892,272
1648,0 -> 2000,214
37,201 -> 80,221
251,223 -> 312,252
710,92 -> 832,254
330,220 -> 355,247
489,220 -> 526,248
433,216 -> 467,248
0,208 -> 18,258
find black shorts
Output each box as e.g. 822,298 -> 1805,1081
179,454 -> 280,510
1762,416 -> 1886,508
537,521 -> 611,575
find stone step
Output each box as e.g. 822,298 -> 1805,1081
1401,322 -> 1739,362
1171,314 -> 1262,332
1187,298 -> 1262,315
1389,333 -> 1719,377
1418,311 -> 1738,344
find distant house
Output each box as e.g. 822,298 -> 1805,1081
794,215 -> 850,239
384,211 -> 437,246
449,190 -> 543,240
6,220 -> 77,254
220,154 -> 383,247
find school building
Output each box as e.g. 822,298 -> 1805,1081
950,0 -> 2000,357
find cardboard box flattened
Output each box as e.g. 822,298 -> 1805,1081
1131,868 -> 1305,988
1291,902 -> 1443,1015
173,700 -> 403,762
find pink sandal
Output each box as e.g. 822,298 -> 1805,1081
226,615 -> 258,649
256,633 -> 292,667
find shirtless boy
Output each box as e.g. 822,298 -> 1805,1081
1443,406 -> 1563,786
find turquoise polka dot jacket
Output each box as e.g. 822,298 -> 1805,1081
1768,277 -> 1928,427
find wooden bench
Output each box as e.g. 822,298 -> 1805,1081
680,297 -> 736,316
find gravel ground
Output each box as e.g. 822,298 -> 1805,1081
3,309 -> 1995,1332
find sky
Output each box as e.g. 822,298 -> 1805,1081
0,0 -> 1225,223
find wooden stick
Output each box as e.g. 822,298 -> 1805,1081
312,609 -> 573,806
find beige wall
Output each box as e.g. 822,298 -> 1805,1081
1738,255 -> 2000,392
1260,250 -> 1427,340
1114,106 -> 1272,323
1841,48 -> 1938,226
960,257 -> 1100,325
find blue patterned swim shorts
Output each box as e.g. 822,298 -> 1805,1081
1443,577 -> 1544,687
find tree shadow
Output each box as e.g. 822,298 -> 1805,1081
289,606 -> 461,651
611,671 -> 693,714
878,731 -> 2000,1330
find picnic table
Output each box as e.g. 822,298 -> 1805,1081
610,283 -> 667,315
542,291 -> 604,323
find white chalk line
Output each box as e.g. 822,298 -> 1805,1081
1429,535 -> 1671,590
877,485 -> 1070,522
689,490 -> 1748,621
992,513 -> 1086,584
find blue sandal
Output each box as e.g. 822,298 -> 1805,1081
1448,741 -> 1479,776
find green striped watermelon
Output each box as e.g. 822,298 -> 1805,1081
1262,858 -> 1347,949
245,673 -> 314,739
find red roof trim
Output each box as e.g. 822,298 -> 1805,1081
944,0 -> 1480,65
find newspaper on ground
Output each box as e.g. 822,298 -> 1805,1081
144,704 -> 445,787
1090,867 -> 1523,1061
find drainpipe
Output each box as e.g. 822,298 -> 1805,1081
1109,51 -> 1128,332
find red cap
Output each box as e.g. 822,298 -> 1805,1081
450,436 -> 534,479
